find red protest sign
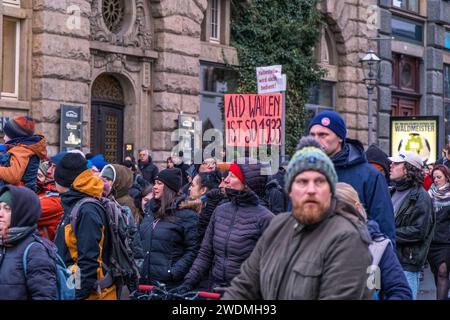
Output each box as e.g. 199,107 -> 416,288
225,94 -> 283,147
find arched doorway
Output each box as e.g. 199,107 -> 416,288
91,74 -> 125,163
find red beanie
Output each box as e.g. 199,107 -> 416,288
4,115 -> 35,139
229,162 -> 245,185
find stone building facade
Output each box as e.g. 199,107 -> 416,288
0,0 -> 238,164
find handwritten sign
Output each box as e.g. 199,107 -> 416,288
257,65 -> 284,94
225,94 -> 283,147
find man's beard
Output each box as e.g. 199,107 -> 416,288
292,198 -> 330,225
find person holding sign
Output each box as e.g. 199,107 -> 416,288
309,111 -> 396,247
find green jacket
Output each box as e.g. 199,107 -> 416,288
223,199 -> 373,300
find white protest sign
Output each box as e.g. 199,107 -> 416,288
257,65 -> 284,94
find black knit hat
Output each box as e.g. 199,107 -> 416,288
155,168 -> 182,194
365,144 -> 390,176
54,153 -> 87,188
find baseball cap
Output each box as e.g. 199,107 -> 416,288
388,151 -> 423,170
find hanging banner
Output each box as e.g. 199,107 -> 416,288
390,116 -> 439,164
225,94 -> 283,147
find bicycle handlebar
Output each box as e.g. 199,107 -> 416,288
137,284 -> 221,300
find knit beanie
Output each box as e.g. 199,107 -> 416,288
308,111 -> 347,141
155,168 -> 183,194
365,144 -> 390,176
285,136 -> 338,194
3,115 -> 35,139
50,151 -> 68,166
54,153 -> 87,188
0,190 -> 12,208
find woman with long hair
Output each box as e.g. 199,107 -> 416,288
427,164 -> 450,300
138,168 -> 199,289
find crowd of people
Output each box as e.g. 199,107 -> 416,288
0,112 -> 449,300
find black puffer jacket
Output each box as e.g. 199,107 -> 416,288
183,188 -> 274,290
139,196 -> 199,289
393,186 -> 435,272
138,160 -> 159,185
198,189 -> 226,241
237,158 -> 268,200
264,179 -> 288,214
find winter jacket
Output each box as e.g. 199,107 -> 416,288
138,160 -> 159,185
0,185 -> 57,300
54,169 -> 116,300
37,182 -> 64,241
264,179 -> 288,214
0,135 -> 47,191
223,198 -> 372,300
198,189 -> 225,241
139,196 -> 199,289
392,186 -> 435,272
428,197 -> 450,245
332,139 -> 396,246
183,188 -> 274,290
367,220 -> 412,300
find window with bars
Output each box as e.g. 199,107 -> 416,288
1,18 -> 20,98
210,0 -> 220,42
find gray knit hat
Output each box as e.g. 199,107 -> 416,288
285,136 -> 338,194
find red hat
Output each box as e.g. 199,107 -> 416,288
228,162 -> 245,185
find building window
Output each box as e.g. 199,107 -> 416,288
199,64 -> 237,135
210,0 -> 220,42
305,81 -> 336,130
445,30 -> 450,50
3,0 -> 21,7
444,65 -> 450,144
102,0 -> 125,33
1,18 -> 20,98
391,15 -> 423,44
392,0 -> 419,13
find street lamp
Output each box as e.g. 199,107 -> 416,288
360,49 -> 380,146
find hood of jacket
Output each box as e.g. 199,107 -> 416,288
332,138 -> 367,168
225,188 -> 260,207
108,164 -> 133,199
334,198 -> 372,245
0,185 -> 41,228
72,169 -> 104,198
367,219 -> 385,240
6,135 -> 47,160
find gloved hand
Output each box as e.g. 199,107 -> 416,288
169,284 -> 193,295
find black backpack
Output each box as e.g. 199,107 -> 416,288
70,197 -> 141,292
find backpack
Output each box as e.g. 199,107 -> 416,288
367,237 -> 391,300
69,197 -> 140,293
23,236 -> 75,300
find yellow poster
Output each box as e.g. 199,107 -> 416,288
390,117 -> 438,164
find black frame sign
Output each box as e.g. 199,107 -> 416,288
390,116 -> 439,165
60,104 -> 83,152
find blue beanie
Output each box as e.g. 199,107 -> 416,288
308,111 -> 347,141
90,154 -> 108,171
50,151 -> 68,166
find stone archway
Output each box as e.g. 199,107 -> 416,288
91,73 -> 125,163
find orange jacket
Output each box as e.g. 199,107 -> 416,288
0,136 -> 47,184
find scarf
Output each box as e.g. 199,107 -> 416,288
392,178 -> 414,191
428,183 -> 450,209
0,226 -> 36,247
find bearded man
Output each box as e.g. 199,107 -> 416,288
222,136 -> 373,300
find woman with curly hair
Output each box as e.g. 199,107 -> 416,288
388,151 -> 435,299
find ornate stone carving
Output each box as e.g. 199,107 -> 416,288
92,74 -> 124,102
90,0 -> 152,50
93,52 -> 142,73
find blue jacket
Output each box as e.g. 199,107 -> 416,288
332,139 -> 396,246
368,220 -> 412,300
0,185 -> 57,300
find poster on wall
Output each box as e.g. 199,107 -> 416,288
60,104 -> 83,152
390,116 -> 439,165
224,93 -> 283,147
